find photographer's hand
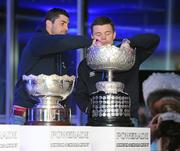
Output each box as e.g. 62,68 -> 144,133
148,114 -> 161,142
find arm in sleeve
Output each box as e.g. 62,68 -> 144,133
128,33 -> 160,62
28,34 -> 92,56
75,62 -> 91,114
9,114 -> 26,125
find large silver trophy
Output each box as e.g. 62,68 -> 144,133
86,40 -> 135,126
23,74 -> 75,125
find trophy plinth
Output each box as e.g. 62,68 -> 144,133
23,74 -> 75,125
86,42 -> 135,126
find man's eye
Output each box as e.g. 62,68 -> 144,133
95,34 -> 101,37
106,32 -> 111,35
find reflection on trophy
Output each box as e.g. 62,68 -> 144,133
23,74 -> 75,125
86,40 -> 135,126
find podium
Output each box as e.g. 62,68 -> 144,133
0,125 -> 150,151
91,127 -> 150,151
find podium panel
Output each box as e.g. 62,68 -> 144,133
20,126 -> 91,151
0,125 -> 150,151
0,125 -> 20,151
92,127 -> 150,151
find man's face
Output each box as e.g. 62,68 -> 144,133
150,98 -> 180,116
47,14 -> 69,35
92,24 -> 116,45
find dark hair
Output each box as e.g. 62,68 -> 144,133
147,90 -> 180,107
45,8 -> 69,23
90,16 -> 115,33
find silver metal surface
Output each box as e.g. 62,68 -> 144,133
27,107 -> 71,122
91,93 -> 131,118
95,81 -> 125,94
23,74 -> 75,124
23,74 -> 75,101
86,42 -> 134,121
86,44 -> 135,71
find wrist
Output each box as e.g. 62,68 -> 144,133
122,38 -> 130,45
12,105 -> 27,118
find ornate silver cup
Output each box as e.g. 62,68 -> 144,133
23,74 -> 75,125
86,40 -> 135,126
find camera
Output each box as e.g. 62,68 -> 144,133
157,112 -> 180,137
142,72 -> 180,150
149,99 -> 180,151
156,111 -> 180,151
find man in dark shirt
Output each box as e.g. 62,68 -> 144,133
11,8 -> 91,124
75,16 -> 160,126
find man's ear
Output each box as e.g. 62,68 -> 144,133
46,20 -> 52,34
91,34 -> 94,39
113,32 -> 116,40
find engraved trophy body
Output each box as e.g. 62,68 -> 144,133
86,41 -> 135,126
23,74 -> 75,125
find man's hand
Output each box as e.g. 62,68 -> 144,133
92,39 -> 105,47
120,39 -> 134,55
148,114 -> 162,141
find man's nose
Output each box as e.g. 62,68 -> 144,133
101,34 -> 106,40
64,25 -> 68,31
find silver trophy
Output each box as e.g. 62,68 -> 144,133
86,40 -> 136,126
23,74 -> 75,125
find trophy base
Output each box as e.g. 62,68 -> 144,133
26,106 -> 71,126
87,117 -> 133,127
25,121 -> 71,126
89,91 -> 133,127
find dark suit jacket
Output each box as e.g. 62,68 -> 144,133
14,28 -> 91,108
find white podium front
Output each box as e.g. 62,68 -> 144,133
0,125 -> 20,151
0,125 -> 150,151
91,127 -> 150,151
20,126 -> 91,151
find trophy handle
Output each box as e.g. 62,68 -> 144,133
60,78 -> 76,101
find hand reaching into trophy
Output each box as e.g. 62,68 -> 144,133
92,37 -> 134,55
75,16 -> 160,127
